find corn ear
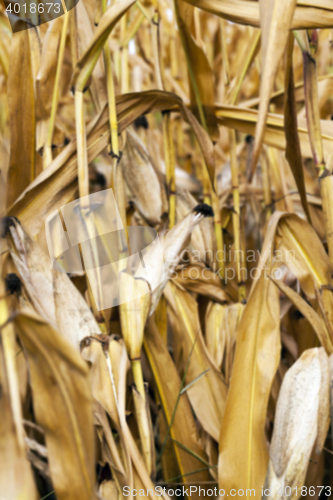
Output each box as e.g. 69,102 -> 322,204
262,348 -> 330,499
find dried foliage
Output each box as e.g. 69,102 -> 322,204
1,1 -> 333,499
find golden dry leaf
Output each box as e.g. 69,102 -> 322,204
36,16 -> 64,149
81,338 -> 131,493
119,272 -> 154,475
0,336 -> 38,500
72,0 -> 137,91
248,211 -> 331,298
6,30 -> 35,207
248,0 -> 297,181
9,91 -> 215,236
296,30 -> 325,171
218,268 -> 280,496
119,273 -> 150,360
0,276 -> 38,500
4,217 -> 57,327
81,336 -> 120,428
174,0 -> 219,141
115,338 -> 167,500
165,282 -> 227,441
53,269 -> 101,349
205,302 -> 227,369
284,34 -> 312,225
171,264 -> 234,303
144,317 -> 212,493
181,0 -> 333,30
216,105 -> 333,159
276,215 -> 331,297
75,0 -> 108,112
14,309 -> 96,500
270,275 -> 333,354
121,128 -> 168,226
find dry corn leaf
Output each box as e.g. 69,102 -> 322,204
284,34 -> 312,225
182,0 -> 333,30
270,275 -> 333,354
0,334 -> 39,500
93,402 -> 128,494
81,338 -> 131,495
298,30 -> 325,171
76,0 -> 108,112
72,0 -> 137,91
174,0 -> 219,141
216,105 -> 333,159
171,264 -> 234,303
205,302 -> 227,369
218,268 -> 280,496
121,128 -> 168,226
81,336 -> 120,428
144,317 -> 212,492
0,275 -> 38,500
14,309 -> 96,500
36,16 -> 64,151
53,269 -> 101,350
165,282 -> 227,441
116,338 -> 168,500
119,272 -> 154,475
6,29 -> 35,207
4,217 -> 57,327
9,90 -> 214,236
249,211 -> 331,299
276,215 -> 331,298
249,0 -> 297,181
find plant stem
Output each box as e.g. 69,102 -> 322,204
229,129 -> 246,302
131,359 -> 154,475
0,283 -> 24,450
261,150 -> 272,221
132,359 -> 145,397
75,89 -> 89,203
163,112 -> 176,228
44,10 -> 69,168
151,9 -> 164,91
101,0 -> 119,158
121,14 -> 129,94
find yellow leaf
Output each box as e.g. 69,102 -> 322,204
14,310 -> 96,500
218,268 -> 280,496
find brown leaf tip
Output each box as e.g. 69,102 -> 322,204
5,273 -> 22,295
0,216 -> 20,238
193,204 -> 214,218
